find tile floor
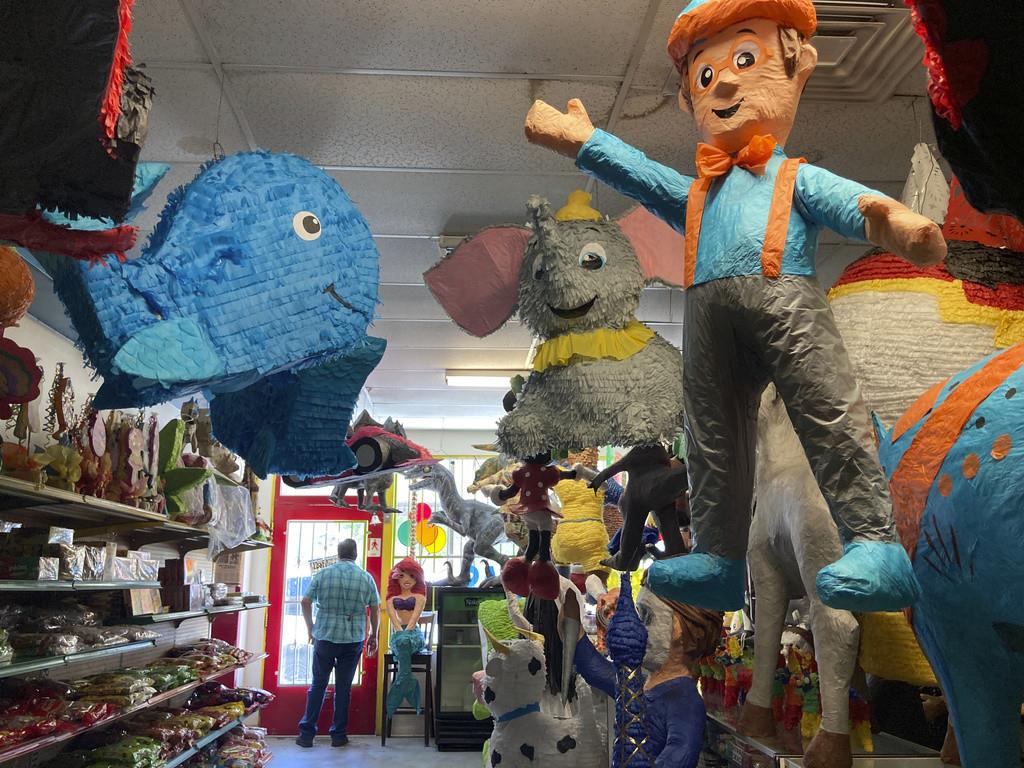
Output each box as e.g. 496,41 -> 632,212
267,736 -> 481,768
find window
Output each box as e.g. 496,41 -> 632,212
391,458 -> 518,584
279,519 -> 368,686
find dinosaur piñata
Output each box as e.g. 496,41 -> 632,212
407,463 -> 509,565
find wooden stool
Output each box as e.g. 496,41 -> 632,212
380,611 -> 436,747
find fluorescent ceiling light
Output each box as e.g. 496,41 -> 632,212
445,370 -> 523,388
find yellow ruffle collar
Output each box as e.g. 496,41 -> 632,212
533,320 -> 655,373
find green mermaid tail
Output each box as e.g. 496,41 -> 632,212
386,628 -> 426,718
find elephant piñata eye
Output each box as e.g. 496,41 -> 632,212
578,242 -> 606,270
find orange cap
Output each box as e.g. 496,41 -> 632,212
668,0 -> 817,70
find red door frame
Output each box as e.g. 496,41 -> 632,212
261,478 -> 383,735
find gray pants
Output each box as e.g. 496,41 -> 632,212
683,275 -> 897,560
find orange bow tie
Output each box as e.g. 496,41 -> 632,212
695,135 -> 777,179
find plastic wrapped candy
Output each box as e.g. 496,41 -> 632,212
190,701 -> 245,727
9,633 -> 80,657
69,626 -> 129,648
82,547 -> 107,581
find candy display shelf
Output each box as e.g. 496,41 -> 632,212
0,639 -> 158,680
163,715 -> 247,768
0,580 -> 163,592
0,476 -> 271,557
0,653 -> 268,764
119,603 -> 271,628
706,710 -> 941,767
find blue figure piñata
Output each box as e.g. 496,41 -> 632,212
874,343 -> 1024,768
39,151 -> 385,478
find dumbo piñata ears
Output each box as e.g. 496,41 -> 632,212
616,206 -> 686,288
424,225 -> 532,337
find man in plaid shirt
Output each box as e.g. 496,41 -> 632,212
297,538 -> 380,748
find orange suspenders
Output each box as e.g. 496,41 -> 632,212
682,157 -> 807,288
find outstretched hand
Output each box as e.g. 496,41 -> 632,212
525,98 -> 596,158
860,195 -> 947,268
588,467 -> 611,492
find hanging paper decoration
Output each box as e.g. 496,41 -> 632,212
415,520 -> 441,547
39,151 -> 385,478
415,502 -> 432,522
0,0 -> 155,260
397,520 -> 413,548
906,0 -> 1024,221
422,527 -> 446,555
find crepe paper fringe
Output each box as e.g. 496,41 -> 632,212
105,66 -> 155,163
906,0 -> 987,132
0,211 -> 136,264
99,0 -> 136,153
497,335 -> 684,459
831,270 -> 1024,347
42,151 -> 383,478
857,611 -> 938,688
551,479 -> 609,573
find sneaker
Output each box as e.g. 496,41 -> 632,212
295,736 -> 314,748
331,736 -> 350,747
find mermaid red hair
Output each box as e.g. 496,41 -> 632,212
386,557 -> 427,600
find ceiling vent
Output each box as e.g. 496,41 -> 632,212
659,1 -> 924,102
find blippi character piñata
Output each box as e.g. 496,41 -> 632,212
525,0 -> 946,612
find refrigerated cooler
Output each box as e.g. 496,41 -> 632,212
433,585 -> 504,751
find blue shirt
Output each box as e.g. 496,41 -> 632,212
576,129 -> 882,287
304,560 -> 380,644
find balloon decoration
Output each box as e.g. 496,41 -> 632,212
397,520 -> 412,548
411,502 -> 446,553
416,519 -> 446,554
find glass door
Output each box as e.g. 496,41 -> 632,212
262,479 -> 384,735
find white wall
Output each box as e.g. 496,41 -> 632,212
2,315 -> 102,444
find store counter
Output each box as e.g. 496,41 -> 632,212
705,709 -> 946,767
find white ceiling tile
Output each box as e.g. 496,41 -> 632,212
628,1 -> 685,91
141,68 -> 249,162
192,0 -> 646,75
228,72 -> 617,170
378,285 -> 448,320
333,170 -> 590,237
377,238 -> 443,283
131,0 -> 207,63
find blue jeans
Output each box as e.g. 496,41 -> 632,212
298,639 -> 363,739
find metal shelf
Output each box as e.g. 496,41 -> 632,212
0,653 -> 267,764
163,716 -> 246,768
118,602 -> 271,627
0,476 -> 271,558
0,580 -> 162,592
706,710 -> 940,762
0,639 -> 157,680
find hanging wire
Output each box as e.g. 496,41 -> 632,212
212,72 -> 226,160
